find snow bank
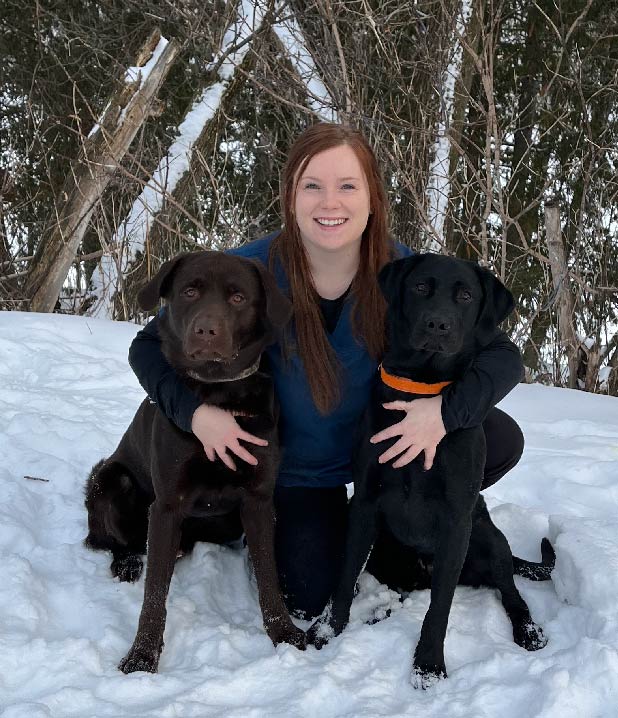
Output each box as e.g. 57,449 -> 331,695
1,311 -> 618,717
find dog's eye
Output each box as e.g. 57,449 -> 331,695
459,290 -> 473,302
230,293 -> 246,305
183,287 -> 198,298
415,283 -> 429,294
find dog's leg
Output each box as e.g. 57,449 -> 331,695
119,500 -> 182,674
307,494 -> 379,649
241,494 -> 306,650
480,525 -> 548,651
412,517 -> 472,688
84,460 -> 147,583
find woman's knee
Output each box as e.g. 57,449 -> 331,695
482,408 -> 524,489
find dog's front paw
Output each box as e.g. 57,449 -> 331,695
111,554 -> 143,583
366,606 -> 392,626
306,620 -> 332,650
267,622 -> 307,651
514,620 -> 548,651
118,641 -> 162,674
411,661 -> 447,690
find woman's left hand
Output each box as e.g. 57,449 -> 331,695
369,394 -> 446,470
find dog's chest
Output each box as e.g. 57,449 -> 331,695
376,462 -> 444,553
369,427 -> 484,553
178,458 -> 256,517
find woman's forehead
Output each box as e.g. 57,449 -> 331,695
298,145 -> 367,181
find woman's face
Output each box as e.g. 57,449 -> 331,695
294,144 -> 371,257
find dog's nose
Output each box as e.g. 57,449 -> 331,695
193,320 -> 221,337
425,316 -> 451,334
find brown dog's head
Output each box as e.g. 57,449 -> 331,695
138,251 -> 292,378
378,253 -> 514,366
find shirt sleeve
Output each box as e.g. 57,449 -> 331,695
128,312 -> 201,433
440,331 -> 525,432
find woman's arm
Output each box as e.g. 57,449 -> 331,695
370,332 -> 524,469
128,313 -> 201,433
440,331 -> 524,432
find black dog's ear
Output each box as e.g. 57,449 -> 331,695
137,253 -> 193,310
249,259 -> 293,330
378,254 -> 426,302
474,265 -> 515,344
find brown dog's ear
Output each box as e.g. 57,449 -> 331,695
474,265 -> 515,344
137,253 -> 193,310
378,254 -> 425,302
248,259 -> 293,329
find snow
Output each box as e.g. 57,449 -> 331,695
425,0 -> 473,249
272,9 -> 337,123
1,310 -> 618,717
88,37 -> 170,140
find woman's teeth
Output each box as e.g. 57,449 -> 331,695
316,218 -> 347,226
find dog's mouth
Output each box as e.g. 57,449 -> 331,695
420,340 -> 447,353
187,348 -> 239,364
416,338 -> 459,355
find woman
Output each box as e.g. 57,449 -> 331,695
129,123 -> 524,619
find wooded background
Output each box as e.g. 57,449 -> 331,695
1,0 -> 617,393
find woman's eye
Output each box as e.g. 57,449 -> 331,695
341,183 -> 356,190
304,182 -> 320,190
230,293 -> 246,304
183,287 -> 197,298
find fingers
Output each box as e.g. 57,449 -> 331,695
239,431 -> 269,447
377,437 -> 408,464
216,448 -> 237,472
203,434 -> 263,469
392,445 -> 423,469
382,401 -> 412,411
370,424 -> 403,444
423,445 -> 437,471
229,442 -> 259,466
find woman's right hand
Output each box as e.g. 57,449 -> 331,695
191,404 -> 268,471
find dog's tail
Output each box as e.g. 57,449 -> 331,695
512,537 -> 555,581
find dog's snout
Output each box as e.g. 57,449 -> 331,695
186,312 -> 235,362
193,319 -> 220,337
425,315 -> 451,335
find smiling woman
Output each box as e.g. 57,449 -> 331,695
293,144 -> 371,264
128,122 -> 526,622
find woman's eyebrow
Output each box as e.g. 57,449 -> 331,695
301,175 -> 361,181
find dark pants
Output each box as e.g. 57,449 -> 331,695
273,407 -> 524,619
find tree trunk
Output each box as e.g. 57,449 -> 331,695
544,201 -> 579,388
444,0 -> 483,255
23,29 -> 179,313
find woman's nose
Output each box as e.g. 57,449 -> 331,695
320,188 -> 342,209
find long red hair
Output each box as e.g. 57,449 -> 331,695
270,123 -> 393,414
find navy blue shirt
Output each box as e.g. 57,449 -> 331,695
128,234 -> 524,487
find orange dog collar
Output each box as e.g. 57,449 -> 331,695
379,365 -> 453,395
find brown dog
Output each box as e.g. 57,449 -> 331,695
85,251 -> 306,673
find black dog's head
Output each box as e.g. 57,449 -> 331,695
378,253 -> 514,371
138,251 -> 292,379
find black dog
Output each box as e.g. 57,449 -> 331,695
308,253 -> 554,687
85,251 -> 306,674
